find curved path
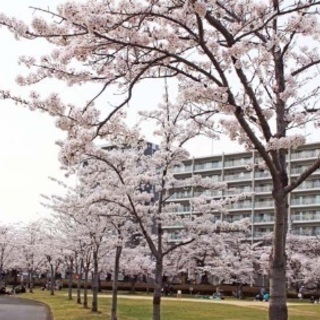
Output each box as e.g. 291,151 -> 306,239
0,295 -> 51,320
93,293 -> 302,306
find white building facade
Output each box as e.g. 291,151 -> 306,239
166,142 -> 320,242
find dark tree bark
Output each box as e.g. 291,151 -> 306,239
68,259 -> 74,300
83,268 -> 89,308
28,269 -> 34,293
153,257 -> 163,320
91,250 -> 99,312
111,245 -> 122,320
76,259 -> 83,305
50,264 -> 55,296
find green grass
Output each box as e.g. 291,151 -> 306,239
21,290 -> 320,320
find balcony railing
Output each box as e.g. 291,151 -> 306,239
291,149 -> 320,160
291,229 -> 320,236
224,172 -> 252,181
291,214 -> 320,221
169,192 -> 192,200
228,201 -> 252,209
224,158 -> 252,167
296,180 -> 320,190
291,198 -> 320,206
254,216 -> 275,223
224,187 -> 252,195
226,215 -> 250,223
194,190 -> 222,197
164,205 -> 191,213
255,200 -> 274,208
255,171 -> 271,178
194,162 -> 222,171
171,165 -> 193,173
291,167 -> 320,175
255,186 -> 272,193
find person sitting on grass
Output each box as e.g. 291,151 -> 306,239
254,294 -> 263,301
263,292 -> 270,302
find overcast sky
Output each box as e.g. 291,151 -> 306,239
0,1 -> 318,224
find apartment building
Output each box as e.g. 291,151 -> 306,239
166,142 -> 320,241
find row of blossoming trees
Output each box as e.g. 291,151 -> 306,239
1,214 -> 320,319
2,1 -> 320,319
42,102 -> 256,320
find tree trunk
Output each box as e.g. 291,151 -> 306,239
153,257 -> 163,320
50,265 -> 55,296
91,250 -> 99,312
29,269 -> 34,293
130,276 -> 137,293
76,274 -> 81,304
146,276 -> 150,295
68,260 -> 74,300
76,259 -> 83,304
111,245 -> 122,320
269,193 -> 288,320
98,273 -> 102,292
83,269 -> 89,308
13,269 -> 18,288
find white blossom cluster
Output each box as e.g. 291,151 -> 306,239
265,135 -> 306,151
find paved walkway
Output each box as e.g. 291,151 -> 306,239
0,295 -> 51,320
88,293 -> 302,307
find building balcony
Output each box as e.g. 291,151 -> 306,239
168,192 -> 193,200
224,172 -> 252,182
171,165 -> 193,174
194,162 -> 222,172
294,180 -> 320,191
255,201 -> 274,208
254,186 -> 272,194
290,167 -> 320,175
291,198 -> 320,207
194,190 -> 222,198
224,187 -> 252,195
290,149 -> 320,161
253,216 -> 274,224
254,171 -> 271,179
291,214 -> 320,223
166,206 -> 191,214
228,201 -> 252,210
226,215 -> 250,223
291,229 -> 320,236
224,158 -> 252,168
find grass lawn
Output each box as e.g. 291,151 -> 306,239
21,290 -> 320,320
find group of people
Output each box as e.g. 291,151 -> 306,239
0,284 -> 26,295
254,288 -> 270,302
41,280 -> 61,291
161,284 -> 173,296
298,285 -> 320,303
310,296 -> 320,304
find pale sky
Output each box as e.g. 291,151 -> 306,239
0,0 -> 66,223
0,1 -> 318,224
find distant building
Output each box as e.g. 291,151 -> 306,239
165,142 -> 320,242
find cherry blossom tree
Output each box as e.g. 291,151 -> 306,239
40,224 -> 64,296
3,1 -> 320,319
17,221 -> 46,293
283,235 -> 320,293
45,185 -> 112,312
0,224 -> 20,284
62,99 -> 248,320
164,219 -> 254,289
